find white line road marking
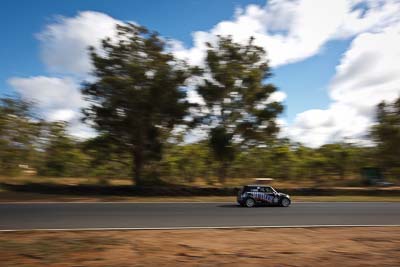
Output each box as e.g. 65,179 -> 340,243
1,225 -> 400,232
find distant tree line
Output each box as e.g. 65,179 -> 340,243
0,95 -> 399,184
0,23 -> 399,185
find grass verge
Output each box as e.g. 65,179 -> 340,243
0,189 -> 400,203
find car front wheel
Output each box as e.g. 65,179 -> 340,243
280,197 -> 291,207
245,198 -> 256,208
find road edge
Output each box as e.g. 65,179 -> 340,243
1,224 -> 400,232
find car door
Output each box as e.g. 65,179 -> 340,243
246,186 -> 262,202
254,187 -> 269,203
263,186 -> 276,204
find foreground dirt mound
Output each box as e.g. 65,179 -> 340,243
1,227 -> 400,266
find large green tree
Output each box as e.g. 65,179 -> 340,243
196,36 -> 283,183
371,97 -> 400,178
82,24 -> 192,185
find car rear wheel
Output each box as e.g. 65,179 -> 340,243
280,197 -> 291,207
245,198 -> 255,208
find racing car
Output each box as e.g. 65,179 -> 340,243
237,185 -> 291,207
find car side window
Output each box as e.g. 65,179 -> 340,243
264,187 -> 273,193
244,186 -> 258,192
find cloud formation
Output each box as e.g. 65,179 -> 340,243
36,2 -> 400,75
289,23 -> 400,147
8,1 -> 400,145
171,0 -> 400,68
170,0 -> 400,146
38,11 -> 122,76
8,76 -> 94,138
8,11 -> 121,138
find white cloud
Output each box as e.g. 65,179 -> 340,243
36,2 -> 400,74
8,76 -> 84,112
288,23 -> 400,147
255,91 -> 287,110
10,11 -> 123,138
37,11 -> 123,76
47,109 -> 76,121
334,0 -> 400,38
8,1 -> 400,145
171,0 -> 400,68
8,76 -> 95,139
186,88 -> 205,105
267,91 -> 287,103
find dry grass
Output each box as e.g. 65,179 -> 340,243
0,176 -> 132,186
1,193 -> 400,203
1,175 -> 399,203
0,175 -> 369,188
1,227 -> 400,266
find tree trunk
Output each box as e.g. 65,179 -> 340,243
133,149 -> 143,186
339,167 -> 345,180
218,161 -> 228,184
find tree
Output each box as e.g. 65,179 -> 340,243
0,97 -> 40,175
269,139 -> 295,179
82,135 -> 132,179
38,122 -> 90,177
82,24 -> 192,185
161,142 -> 213,184
371,97 -> 400,178
196,36 -> 283,183
318,143 -> 350,179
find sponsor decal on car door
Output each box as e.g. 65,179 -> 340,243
251,191 -> 274,203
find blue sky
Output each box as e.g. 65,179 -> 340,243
270,39 -> 351,122
1,0 -> 399,146
1,0 -> 264,94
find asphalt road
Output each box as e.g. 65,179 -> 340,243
1,202 -> 400,230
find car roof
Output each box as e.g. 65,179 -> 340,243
245,184 -> 273,187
